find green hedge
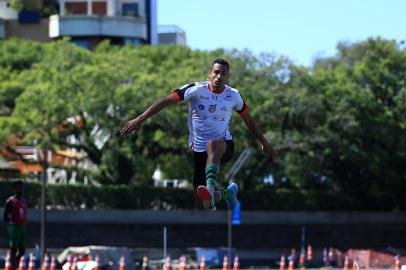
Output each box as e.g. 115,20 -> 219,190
0,181 -> 195,210
0,181 -> 401,211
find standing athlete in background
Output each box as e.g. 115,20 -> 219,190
121,59 -> 277,210
3,180 -> 28,270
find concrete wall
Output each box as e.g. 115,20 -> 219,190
1,209 -> 406,252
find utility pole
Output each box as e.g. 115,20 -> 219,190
40,120 -> 52,262
40,147 -> 47,262
227,209 -> 232,269
225,149 -> 250,269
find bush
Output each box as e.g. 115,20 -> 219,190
0,181 -> 401,211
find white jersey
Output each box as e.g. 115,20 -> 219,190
173,81 -> 248,152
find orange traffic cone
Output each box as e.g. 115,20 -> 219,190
42,254 -> 50,270
93,255 -> 100,270
279,255 -> 286,270
299,250 -> 305,266
178,256 -> 186,270
28,253 -> 36,270
222,256 -> 228,270
164,256 -> 172,270
233,255 -> 239,270
49,257 -> 56,270
119,256 -> 126,270
5,251 -> 13,270
343,256 -> 349,270
306,245 -> 312,261
18,256 -> 26,270
288,256 -> 294,270
395,255 -> 400,270
199,256 -> 206,270
352,257 -> 359,270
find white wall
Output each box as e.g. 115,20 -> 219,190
0,0 -> 18,19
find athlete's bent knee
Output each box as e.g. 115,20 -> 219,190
207,139 -> 227,160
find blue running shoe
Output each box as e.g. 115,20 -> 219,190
226,183 -> 238,210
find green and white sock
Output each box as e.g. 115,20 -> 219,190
206,163 -> 219,188
220,189 -> 233,201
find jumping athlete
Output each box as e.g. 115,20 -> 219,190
120,59 -> 277,210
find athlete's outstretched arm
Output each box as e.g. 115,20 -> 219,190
120,94 -> 178,135
240,111 -> 278,160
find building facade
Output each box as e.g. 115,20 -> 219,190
158,24 -> 186,45
0,0 -> 159,48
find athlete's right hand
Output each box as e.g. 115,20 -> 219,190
120,117 -> 143,135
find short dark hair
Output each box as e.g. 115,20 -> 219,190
211,58 -> 230,71
13,180 -> 23,187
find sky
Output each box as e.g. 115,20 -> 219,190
158,0 -> 405,66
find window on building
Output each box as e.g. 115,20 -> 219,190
122,3 -> 138,17
65,2 -> 87,15
92,1 -> 107,15
124,37 -> 142,46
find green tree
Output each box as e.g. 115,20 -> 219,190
2,37 -> 405,211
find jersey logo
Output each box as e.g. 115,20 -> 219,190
198,104 -> 205,110
220,107 -> 228,111
208,104 -> 217,113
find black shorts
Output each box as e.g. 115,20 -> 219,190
192,140 -> 234,189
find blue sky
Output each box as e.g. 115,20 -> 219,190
158,0 -> 405,66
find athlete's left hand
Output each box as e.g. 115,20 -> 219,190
262,142 -> 278,162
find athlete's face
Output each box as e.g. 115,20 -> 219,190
14,183 -> 23,197
209,63 -> 229,91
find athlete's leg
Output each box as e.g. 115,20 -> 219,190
193,151 -> 207,209
205,139 -> 227,187
16,226 -> 26,268
16,247 -> 25,269
205,139 -> 227,208
9,247 -> 17,270
8,224 -> 17,270
193,151 -> 207,189
216,141 -> 237,205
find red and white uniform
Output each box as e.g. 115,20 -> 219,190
5,195 -> 28,224
173,81 -> 248,152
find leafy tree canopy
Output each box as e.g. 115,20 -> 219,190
1,37 -> 405,209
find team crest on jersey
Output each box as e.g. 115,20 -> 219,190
208,104 -> 217,113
